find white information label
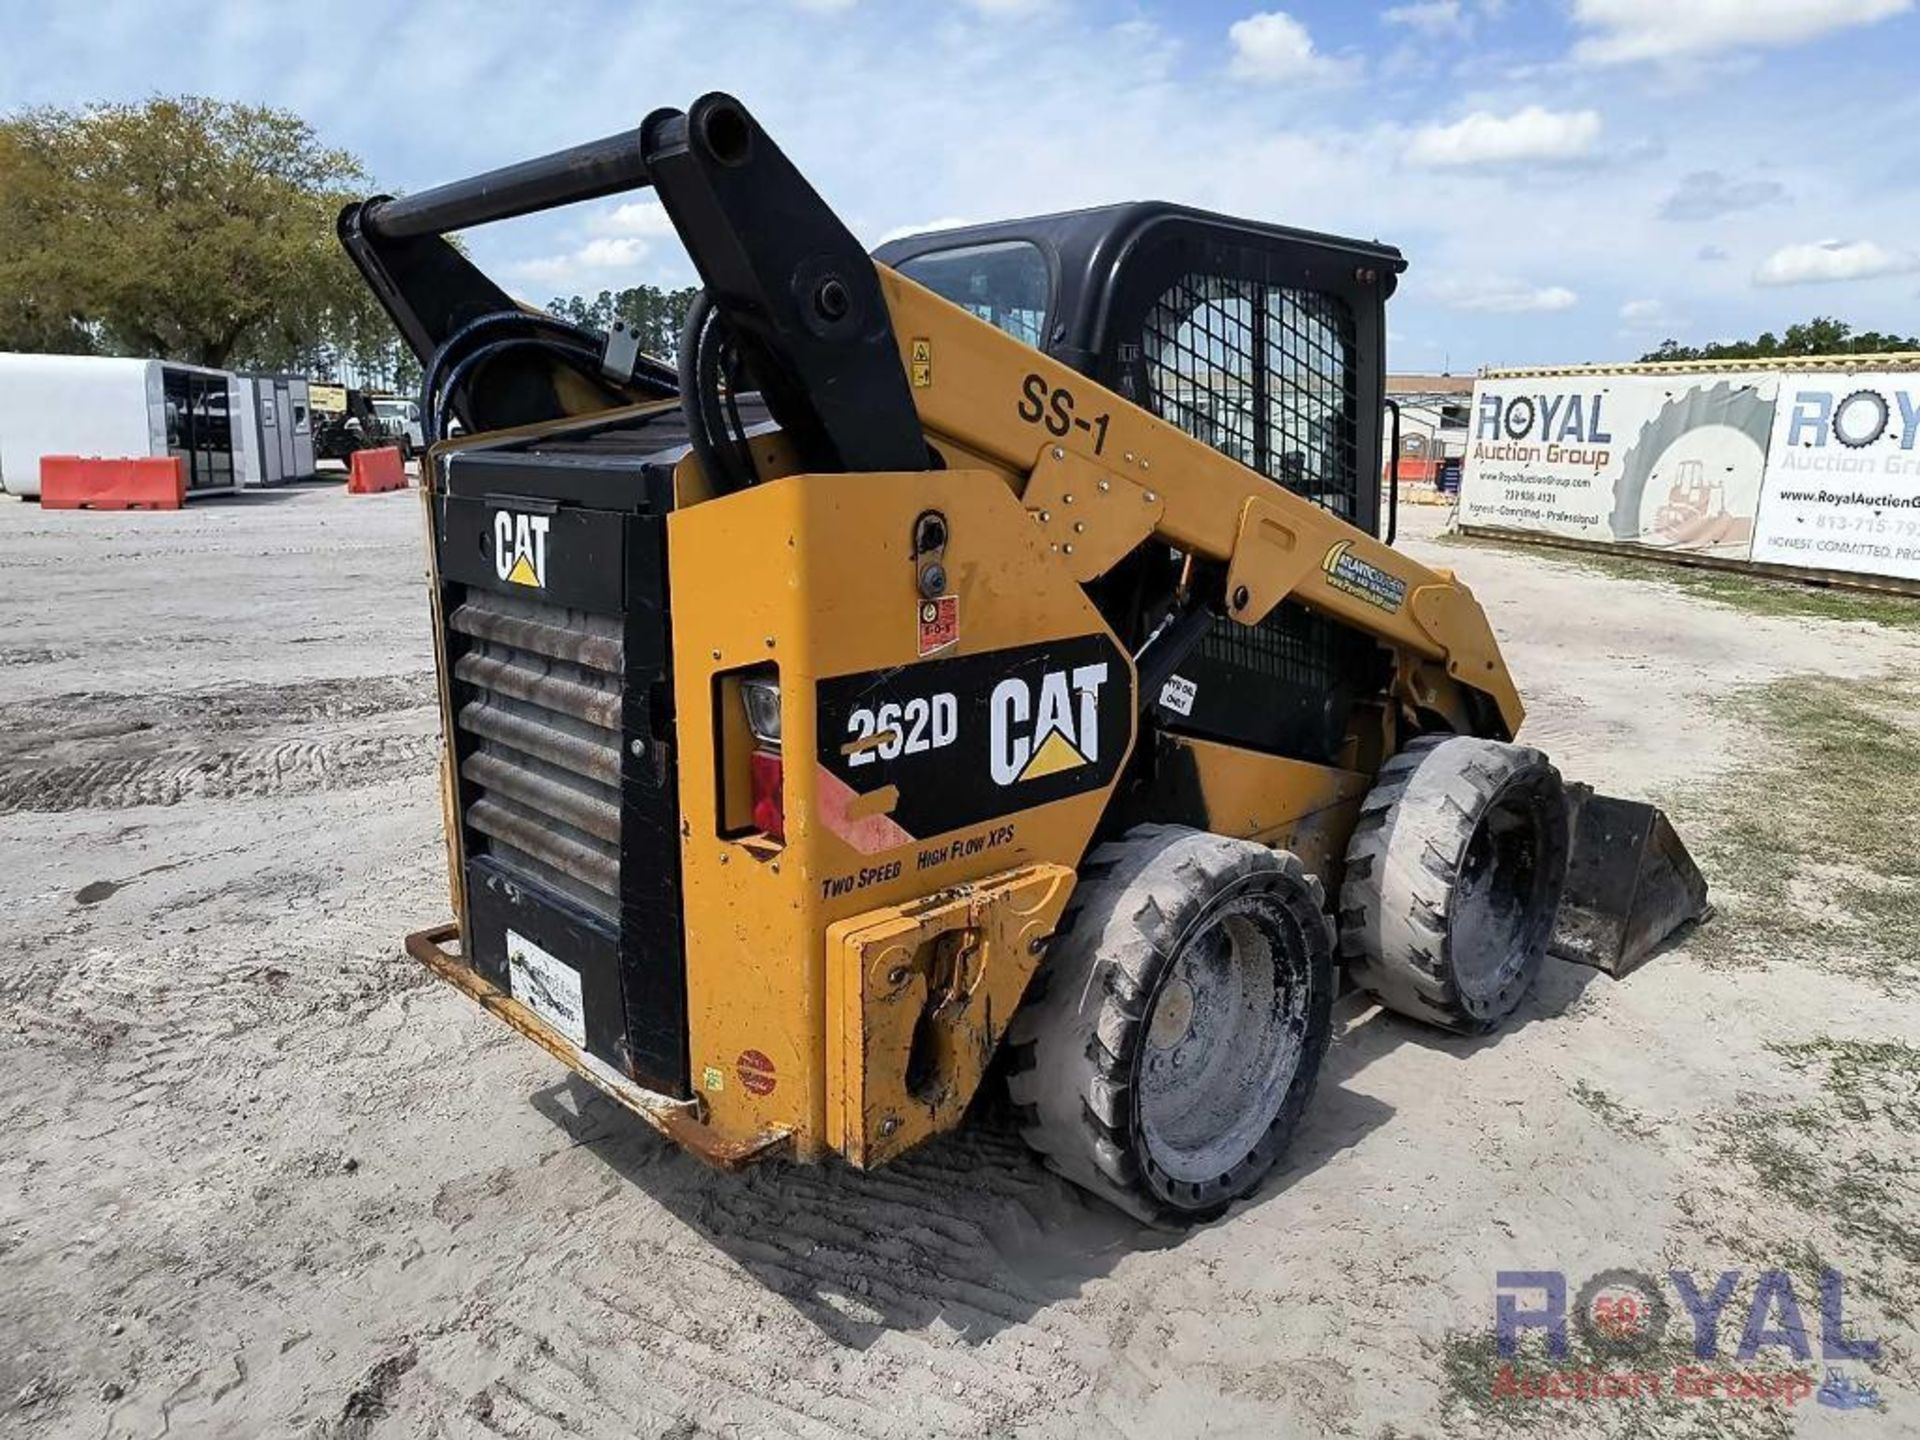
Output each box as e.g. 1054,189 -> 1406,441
506,928 -> 586,1050
1158,674 -> 1198,717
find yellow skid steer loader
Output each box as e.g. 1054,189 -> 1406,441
339,93 -> 1706,1223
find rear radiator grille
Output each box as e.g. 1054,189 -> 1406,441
450,590 -> 624,920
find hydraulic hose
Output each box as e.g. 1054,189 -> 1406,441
677,291 -> 754,494
420,309 -> 677,442
428,335 -> 601,445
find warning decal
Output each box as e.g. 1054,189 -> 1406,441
505,928 -> 585,1049
918,595 -> 958,655
736,1049 -> 778,1097
1157,674 -> 1198,717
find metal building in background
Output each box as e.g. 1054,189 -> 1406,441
234,373 -> 317,487
0,353 -> 245,499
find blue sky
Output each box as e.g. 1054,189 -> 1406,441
2,0 -> 1916,369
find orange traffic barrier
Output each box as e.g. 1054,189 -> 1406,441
40,455 -> 187,511
1385,457 -> 1443,486
347,446 -> 408,495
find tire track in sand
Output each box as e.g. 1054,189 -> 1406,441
0,732 -> 436,813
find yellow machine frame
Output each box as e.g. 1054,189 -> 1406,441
409,263 -> 1524,1171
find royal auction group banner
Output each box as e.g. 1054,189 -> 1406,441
1458,366 -> 1920,583
1457,373 -> 1776,560
1750,373 -> 1920,582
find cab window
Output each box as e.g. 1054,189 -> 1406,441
896,241 -> 1050,349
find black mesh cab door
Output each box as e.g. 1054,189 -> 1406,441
1096,224 -> 1390,537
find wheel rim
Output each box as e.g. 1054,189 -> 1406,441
1448,773 -> 1559,1013
1137,895 -> 1309,1187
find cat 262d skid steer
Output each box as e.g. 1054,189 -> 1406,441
340,93 -> 1707,1223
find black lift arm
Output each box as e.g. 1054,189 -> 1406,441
338,94 -> 929,475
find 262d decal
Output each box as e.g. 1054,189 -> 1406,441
817,635 -> 1133,841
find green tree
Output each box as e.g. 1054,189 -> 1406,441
1640,316 -> 1920,363
547,284 -> 699,358
0,96 -> 385,370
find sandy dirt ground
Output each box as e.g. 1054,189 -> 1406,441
2,487 -> 1916,1439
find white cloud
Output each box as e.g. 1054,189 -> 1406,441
590,200 -> 676,239
1405,106 -> 1601,167
576,237 -> 646,268
504,254 -> 582,288
7,0 -> 1908,370
1619,298 -> 1683,330
1572,0 -> 1912,65
1754,239 -> 1920,286
1228,11 -> 1352,82
505,201 -> 677,292
1430,276 -> 1579,313
506,236 -> 652,291
1384,1 -> 1466,36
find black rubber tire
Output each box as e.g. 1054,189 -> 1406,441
1005,824 -> 1334,1225
1339,736 -> 1570,1034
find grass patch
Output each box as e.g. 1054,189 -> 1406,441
1571,1081 -> 1657,1139
1443,1041 -> 1917,1431
1673,675 -> 1920,984
1432,530 -> 1920,630
1707,1037 -> 1920,1300
1771,1038 -> 1920,1134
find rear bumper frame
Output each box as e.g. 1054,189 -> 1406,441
404,923 -> 790,1169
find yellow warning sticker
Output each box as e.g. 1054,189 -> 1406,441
910,337 -> 932,388
702,1065 -> 725,1093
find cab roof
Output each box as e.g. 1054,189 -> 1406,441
873,201 -> 1406,368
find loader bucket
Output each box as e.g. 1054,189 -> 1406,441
1548,787 -> 1710,978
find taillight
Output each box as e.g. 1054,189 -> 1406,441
740,678 -> 784,842
739,678 -> 781,750
749,749 -> 785,842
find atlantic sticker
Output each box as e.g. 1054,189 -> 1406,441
1321,540 -> 1408,613
736,1049 -> 778,1097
